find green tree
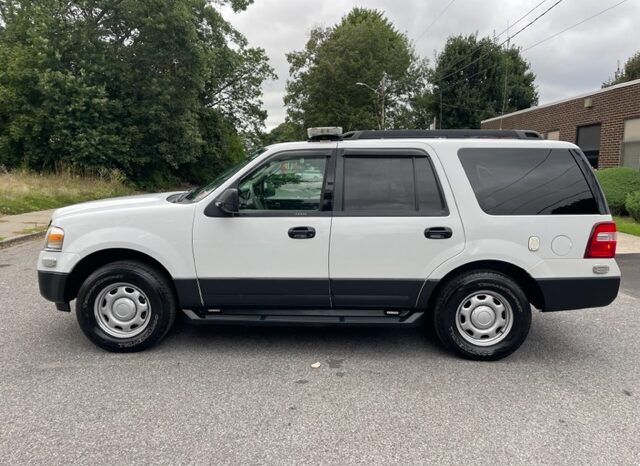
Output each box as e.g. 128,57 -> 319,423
603,52 -> 640,88
428,34 -> 537,129
0,0 -> 274,187
284,8 -> 429,131
260,121 -> 305,145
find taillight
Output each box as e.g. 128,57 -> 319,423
585,222 -> 617,258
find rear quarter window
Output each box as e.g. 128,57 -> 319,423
458,148 -> 600,215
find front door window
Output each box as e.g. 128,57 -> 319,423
238,156 -> 327,212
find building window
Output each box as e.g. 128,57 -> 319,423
576,124 -> 601,169
546,130 -> 560,140
622,118 -> 640,170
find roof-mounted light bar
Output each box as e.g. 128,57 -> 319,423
307,127 -> 343,141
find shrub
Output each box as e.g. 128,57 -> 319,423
595,167 -> 640,215
626,191 -> 640,223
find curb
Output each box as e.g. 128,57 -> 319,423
0,231 -> 46,249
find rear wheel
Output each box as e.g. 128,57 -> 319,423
76,261 -> 177,352
433,271 -> 531,360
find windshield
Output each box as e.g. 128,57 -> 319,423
182,148 -> 267,202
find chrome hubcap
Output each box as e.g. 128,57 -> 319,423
455,291 -> 513,346
94,283 -> 151,338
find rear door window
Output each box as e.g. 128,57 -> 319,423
343,157 -> 415,211
341,156 -> 447,215
458,148 -> 600,215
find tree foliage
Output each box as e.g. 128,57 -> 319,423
284,8 -> 429,131
260,121 -> 305,146
428,34 -> 538,129
603,51 -> 640,88
0,0 -> 274,187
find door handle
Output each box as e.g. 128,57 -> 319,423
288,226 -> 316,239
424,227 -> 453,239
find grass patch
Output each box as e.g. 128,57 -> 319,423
17,226 -> 48,235
0,169 -> 138,216
614,216 -> 640,237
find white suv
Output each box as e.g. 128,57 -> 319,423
37,129 -> 621,360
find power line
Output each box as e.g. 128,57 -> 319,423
439,0 -> 630,91
434,0 -> 630,122
431,0 -> 548,81
503,0 -> 564,42
430,0 -> 627,125
435,53 -> 529,99
494,0 -> 548,39
500,21 -> 511,128
436,0 -> 565,83
416,0 -> 457,41
523,0 -> 629,51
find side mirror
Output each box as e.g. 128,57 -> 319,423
214,188 -> 239,215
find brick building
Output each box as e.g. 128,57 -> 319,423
481,79 -> 640,169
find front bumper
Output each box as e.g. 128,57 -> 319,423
537,276 -> 621,311
38,271 -> 71,312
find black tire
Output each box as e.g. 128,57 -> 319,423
76,261 -> 177,352
433,271 -> 531,361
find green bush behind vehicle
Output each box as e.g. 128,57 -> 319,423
595,167 -> 640,216
626,191 -> 640,222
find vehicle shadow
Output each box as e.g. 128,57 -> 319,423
167,314 -> 450,357
164,310 -> 604,366
40,306 -> 595,365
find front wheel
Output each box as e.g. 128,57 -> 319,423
76,261 -> 177,352
433,271 -> 531,361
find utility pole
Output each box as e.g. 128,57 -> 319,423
440,91 -> 443,129
380,72 -> 386,130
500,20 -> 510,130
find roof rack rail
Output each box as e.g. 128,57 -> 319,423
340,129 -> 543,140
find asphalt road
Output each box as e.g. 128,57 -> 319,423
617,253 -> 640,299
1,241 -> 639,465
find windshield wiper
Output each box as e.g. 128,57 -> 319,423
175,190 -> 192,202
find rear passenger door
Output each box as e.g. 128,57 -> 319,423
329,143 -> 465,310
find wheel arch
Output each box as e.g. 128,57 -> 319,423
422,260 -> 545,312
64,248 -> 175,304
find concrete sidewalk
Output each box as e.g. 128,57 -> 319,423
617,232 -> 640,254
0,209 -> 54,246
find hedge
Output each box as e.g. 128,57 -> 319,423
595,167 -> 640,216
626,191 -> 640,223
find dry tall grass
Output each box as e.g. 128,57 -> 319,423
0,168 -> 137,215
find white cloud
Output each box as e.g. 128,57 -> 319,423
222,0 -> 639,130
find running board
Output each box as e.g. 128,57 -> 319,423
182,309 -> 425,327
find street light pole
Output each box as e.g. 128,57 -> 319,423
380,73 -> 386,130
356,72 -> 387,130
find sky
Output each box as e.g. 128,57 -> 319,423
221,0 -> 639,130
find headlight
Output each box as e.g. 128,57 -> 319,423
45,226 -> 65,251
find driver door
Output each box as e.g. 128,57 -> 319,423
192,147 -> 336,309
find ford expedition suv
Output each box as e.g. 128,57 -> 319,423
37,128 -> 620,360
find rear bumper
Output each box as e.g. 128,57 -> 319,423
38,271 -> 71,311
537,276 -> 620,312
